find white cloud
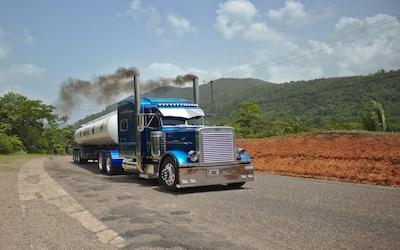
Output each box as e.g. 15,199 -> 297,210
126,0 -> 164,36
23,29 -> 35,44
147,62 -> 186,78
267,0 -> 308,27
130,0 -> 141,10
215,0 -> 257,39
229,13 -> 400,82
0,26 -> 46,86
167,14 -> 197,35
215,0 -> 289,44
126,0 -> 196,38
145,62 -> 213,83
267,0 -> 333,28
330,14 -> 400,75
0,64 -> 46,85
335,17 -> 363,32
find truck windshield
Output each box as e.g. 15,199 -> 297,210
187,116 -> 203,125
162,116 -> 204,126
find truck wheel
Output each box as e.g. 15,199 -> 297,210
227,182 -> 245,189
98,153 -> 106,173
160,157 -> 179,192
105,153 -> 115,176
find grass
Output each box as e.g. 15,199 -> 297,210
0,153 -> 49,164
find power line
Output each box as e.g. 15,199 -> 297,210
238,23 -> 400,77
230,16 -> 399,77
231,17 -> 399,77
225,16 -> 400,78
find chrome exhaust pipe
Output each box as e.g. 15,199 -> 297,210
133,74 -> 143,173
193,77 -> 199,105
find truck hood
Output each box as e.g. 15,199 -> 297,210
162,127 -> 198,153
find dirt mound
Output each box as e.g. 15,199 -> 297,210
237,132 -> 400,187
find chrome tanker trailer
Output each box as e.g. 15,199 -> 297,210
73,72 -> 254,191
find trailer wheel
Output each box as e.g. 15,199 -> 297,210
160,157 -> 179,192
105,153 -> 115,176
227,182 -> 245,189
98,153 -> 106,173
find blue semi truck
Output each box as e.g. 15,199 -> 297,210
73,74 -> 254,191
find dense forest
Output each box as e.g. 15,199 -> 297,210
1,70 -> 399,154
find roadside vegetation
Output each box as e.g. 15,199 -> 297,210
0,93 -> 74,155
224,99 -> 394,139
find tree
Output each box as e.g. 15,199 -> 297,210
230,101 -> 263,138
361,100 -> 388,131
0,92 -> 72,154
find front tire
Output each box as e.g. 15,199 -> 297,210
160,157 -> 179,192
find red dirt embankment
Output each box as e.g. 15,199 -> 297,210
237,132 -> 400,187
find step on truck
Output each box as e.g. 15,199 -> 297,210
73,72 -> 254,191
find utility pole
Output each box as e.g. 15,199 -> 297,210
210,80 -> 214,123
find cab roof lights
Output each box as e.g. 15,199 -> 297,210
157,103 -> 198,107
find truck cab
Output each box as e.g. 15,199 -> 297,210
116,97 -> 254,190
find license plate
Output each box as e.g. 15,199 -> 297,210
208,168 -> 219,176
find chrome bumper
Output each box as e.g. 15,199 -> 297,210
177,163 -> 254,188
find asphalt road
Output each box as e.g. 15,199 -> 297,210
3,156 -> 400,249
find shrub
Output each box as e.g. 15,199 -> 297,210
0,133 -> 24,154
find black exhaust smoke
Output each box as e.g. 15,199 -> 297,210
56,67 -> 197,117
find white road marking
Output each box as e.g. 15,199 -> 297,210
18,158 -> 128,248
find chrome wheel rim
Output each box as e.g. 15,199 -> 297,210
98,155 -> 103,170
161,163 -> 175,186
106,157 -> 111,172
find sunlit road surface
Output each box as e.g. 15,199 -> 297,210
8,156 -> 400,249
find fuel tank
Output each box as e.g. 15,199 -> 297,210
74,111 -> 118,145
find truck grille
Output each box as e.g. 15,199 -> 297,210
201,131 -> 234,164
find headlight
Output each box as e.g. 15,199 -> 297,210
188,150 -> 199,162
235,148 -> 246,159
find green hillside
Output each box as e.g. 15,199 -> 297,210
76,70 -> 400,131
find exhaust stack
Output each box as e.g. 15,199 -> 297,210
133,75 -> 143,173
193,77 -> 199,105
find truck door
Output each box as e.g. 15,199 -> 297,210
118,102 -> 136,156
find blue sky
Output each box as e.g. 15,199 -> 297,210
0,0 -> 399,120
